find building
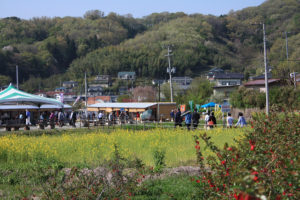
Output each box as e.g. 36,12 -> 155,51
92,75 -> 112,88
207,67 -> 224,80
118,72 -> 136,80
55,87 -> 66,92
171,76 -> 193,90
88,85 -> 103,96
211,73 -> 244,98
62,81 -> 78,89
88,102 -> 177,121
243,79 -> 283,92
119,86 -> 129,95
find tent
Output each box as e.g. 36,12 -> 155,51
0,84 -> 63,107
200,102 -> 217,108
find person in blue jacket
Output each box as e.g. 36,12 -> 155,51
235,112 -> 247,127
185,112 -> 192,131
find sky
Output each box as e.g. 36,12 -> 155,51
0,0 -> 266,19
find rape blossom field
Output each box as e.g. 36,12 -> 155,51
0,128 -> 246,167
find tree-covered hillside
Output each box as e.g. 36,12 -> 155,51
0,0 -> 299,92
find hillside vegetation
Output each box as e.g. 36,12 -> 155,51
0,0 -> 299,91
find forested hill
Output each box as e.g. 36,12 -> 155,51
0,0 -> 300,92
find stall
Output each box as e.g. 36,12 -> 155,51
88,102 -> 177,121
0,84 -> 64,130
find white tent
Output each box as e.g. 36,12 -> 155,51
0,84 -> 63,107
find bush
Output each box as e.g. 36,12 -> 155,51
193,110 -> 300,199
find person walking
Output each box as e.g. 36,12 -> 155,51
170,110 -> 175,122
185,111 -> 192,131
204,111 -> 210,129
192,109 -> 200,129
174,108 -> 182,128
227,113 -> 234,128
208,112 -> 217,129
71,111 -> 77,127
235,112 -> 247,128
25,109 -> 31,126
58,110 -> 65,127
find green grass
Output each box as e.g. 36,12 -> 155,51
133,175 -> 201,200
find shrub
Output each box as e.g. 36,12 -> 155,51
153,149 -> 166,172
193,110 -> 300,199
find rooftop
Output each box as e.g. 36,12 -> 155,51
244,79 -> 281,86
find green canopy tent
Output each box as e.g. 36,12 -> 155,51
0,84 -> 63,107
0,84 -> 64,129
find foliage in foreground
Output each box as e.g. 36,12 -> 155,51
194,110 -> 300,199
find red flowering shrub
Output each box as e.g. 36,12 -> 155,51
194,110 -> 300,199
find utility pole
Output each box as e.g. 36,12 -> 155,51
165,45 -> 175,102
85,71 -> 88,118
285,32 -> 296,88
263,23 -> 269,115
16,65 -> 19,89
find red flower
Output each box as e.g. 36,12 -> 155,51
196,179 -> 200,183
227,147 -> 233,151
196,140 -> 199,144
234,193 -> 238,200
250,145 -> 255,151
195,145 -> 200,150
289,183 -> 292,187
253,176 -> 259,182
251,171 -> 258,175
221,160 -> 226,165
272,170 -> 276,173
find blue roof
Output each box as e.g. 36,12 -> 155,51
201,102 -> 217,108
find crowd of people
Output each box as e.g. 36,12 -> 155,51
170,109 -> 247,130
1,108 -> 247,131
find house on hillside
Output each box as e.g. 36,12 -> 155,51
207,67 -> 224,80
88,85 -> 103,96
243,79 -> 284,92
92,75 -> 112,88
62,81 -> 78,89
118,72 -> 136,80
55,87 -> 66,92
211,73 -> 244,98
170,76 -> 193,90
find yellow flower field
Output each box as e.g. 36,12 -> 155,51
0,128 -> 246,167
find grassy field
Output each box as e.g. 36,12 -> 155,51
0,127 -> 247,198
0,127 -> 246,168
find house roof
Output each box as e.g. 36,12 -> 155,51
209,67 -> 224,73
214,73 -> 244,79
244,79 -> 281,86
251,73 -> 272,80
118,71 -> 136,76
